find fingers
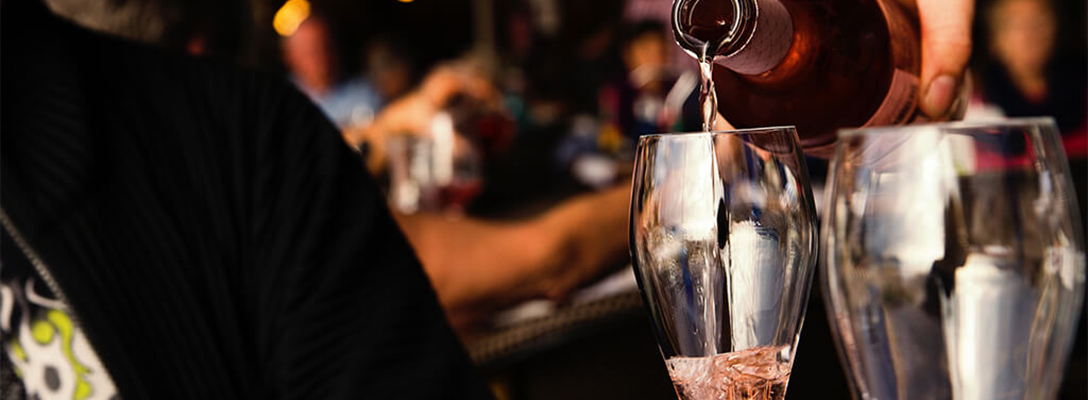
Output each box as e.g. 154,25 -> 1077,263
917,0 -> 975,118
714,112 -> 735,131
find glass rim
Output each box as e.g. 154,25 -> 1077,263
637,125 -> 798,141
837,117 -> 1057,138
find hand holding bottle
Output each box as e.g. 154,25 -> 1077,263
917,0 -> 974,119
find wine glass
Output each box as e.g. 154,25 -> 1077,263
821,118 -> 1086,400
630,127 -> 818,400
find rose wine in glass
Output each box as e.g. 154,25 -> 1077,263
630,127 -> 818,400
667,346 -> 791,400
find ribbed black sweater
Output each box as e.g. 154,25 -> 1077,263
1,3 -> 494,399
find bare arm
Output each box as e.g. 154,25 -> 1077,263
394,185 -> 631,323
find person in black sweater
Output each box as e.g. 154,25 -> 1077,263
0,1 -> 495,399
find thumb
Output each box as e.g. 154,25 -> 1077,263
917,0 -> 975,119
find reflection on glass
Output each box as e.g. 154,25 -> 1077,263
630,127 -> 818,400
822,118 -> 1086,400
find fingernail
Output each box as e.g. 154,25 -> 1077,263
924,75 -> 956,117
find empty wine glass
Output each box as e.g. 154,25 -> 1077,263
630,127 -> 818,400
821,118 -> 1085,400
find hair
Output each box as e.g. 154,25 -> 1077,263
366,34 -> 417,73
618,19 -> 667,50
975,0 -> 1086,58
43,0 -> 254,63
982,0 -> 1056,34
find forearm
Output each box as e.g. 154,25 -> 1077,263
535,184 -> 632,300
392,212 -> 559,315
391,184 -> 632,319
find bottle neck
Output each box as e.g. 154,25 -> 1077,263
716,0 -> 794,76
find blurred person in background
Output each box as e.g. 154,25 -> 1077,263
599,20 -> 670,141
1,0 -> 496,398
623,0 -> 698,73
967,0 -> 1087,257
600,20 -> 700,140
968,0 -> 1087,146
282,15 -> 383,130
558,20 -> 700,190
366,36 -> 418,106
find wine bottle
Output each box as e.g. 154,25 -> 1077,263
674,0 -> 961,154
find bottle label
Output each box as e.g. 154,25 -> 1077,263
864,68 -> 925,126
718,0 -> 793,75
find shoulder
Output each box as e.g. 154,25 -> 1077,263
71,23 -> 344,166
